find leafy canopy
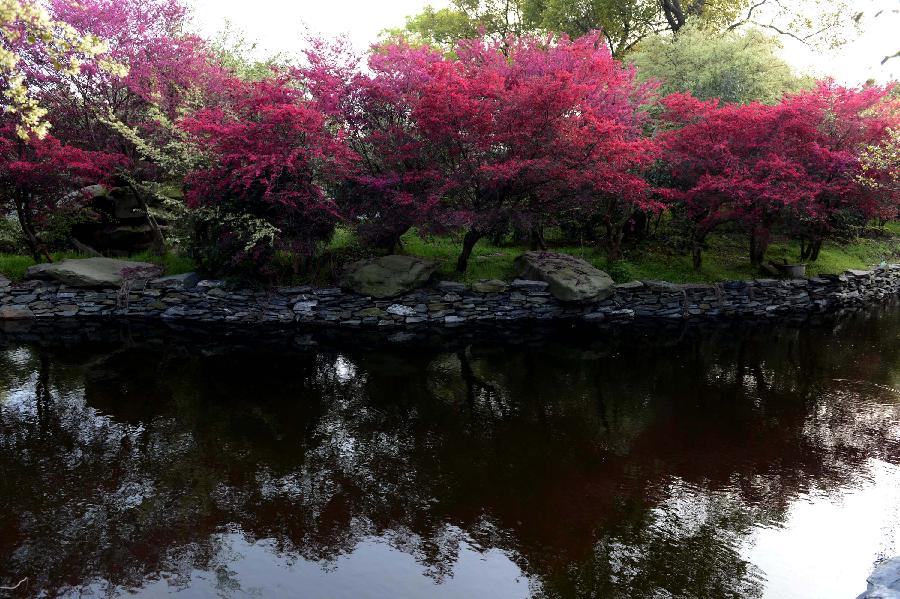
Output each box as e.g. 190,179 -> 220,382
629,25 -> 810,105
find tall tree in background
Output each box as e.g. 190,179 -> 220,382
629,25 -> 809,104
393,0 -> 857,58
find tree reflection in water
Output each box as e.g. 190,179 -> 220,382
0,307 -> 898,598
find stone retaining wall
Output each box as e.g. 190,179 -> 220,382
1,265 -> 898,327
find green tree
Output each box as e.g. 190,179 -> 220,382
209,20 -> 286,82
393,0 -> 857,58
630,26 -> 810,104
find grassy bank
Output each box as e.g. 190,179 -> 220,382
2,224 -> 897,285
395,225 -> 900,284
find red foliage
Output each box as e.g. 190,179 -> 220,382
0,125 -> 122,259
305,33 -> 658,267
660,82 -> 899,268
182,78 -> 358,272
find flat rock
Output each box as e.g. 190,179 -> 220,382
514,251 -> 614,303
25,257 -> 158,288
339,255 -> 437,299
472,279 -> 508,293
0,305 -> 34,320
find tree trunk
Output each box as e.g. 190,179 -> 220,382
809,238 -> 822,262
749,230 -> 769,269
604,221 -> 623,262
691,234 -> 704,272
14,196 -> 51,263
456,228 -> 482,273
530,227 -> 547,251
127,181 -> 166,255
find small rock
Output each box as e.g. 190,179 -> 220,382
472,279 -> 508,293
436,280 -> 468,293
643,280 -> 682,293
151,272 -> 200,289
386,304 -> 416,317
293,300 -> 318,313
510,279 -> 550,292
614,281 -> 645,290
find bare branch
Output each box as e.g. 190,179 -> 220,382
0,578 -> 28,591
726,0 -> 770,32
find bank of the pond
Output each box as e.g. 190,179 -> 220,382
1,263 -> 898,328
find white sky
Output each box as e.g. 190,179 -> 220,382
189,0 -> 899,85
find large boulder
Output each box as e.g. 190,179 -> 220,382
70,184 -> 172,255
858,557 -> 900,599
514,251 -> 614,302
25,257 -> 159,288
339,255 -> 437,298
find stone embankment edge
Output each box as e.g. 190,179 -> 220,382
0,265 -> 898,328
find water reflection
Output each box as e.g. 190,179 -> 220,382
0,308 -> 899,598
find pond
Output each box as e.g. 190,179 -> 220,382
1,309 -> 899,599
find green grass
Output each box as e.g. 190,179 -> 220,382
398,226 -> 900,284
0,250 -> 196,282
129,250 -> 196,276
0,252 -> 82,281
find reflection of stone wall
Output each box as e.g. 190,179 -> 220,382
0,265 -> 898,326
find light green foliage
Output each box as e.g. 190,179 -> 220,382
0,216 -> 24,253
0,0 -> 126,138
209,20 -> 286,81
859,128 -> 900,193
630,26 -> 809,104
393,0 -> 856,58
530,0 -> 659,54
387,4 -> 487,45
102,103 -> 209,251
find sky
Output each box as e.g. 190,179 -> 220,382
188,0 -> 900,85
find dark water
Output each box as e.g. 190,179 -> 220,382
1,310 -> 899,599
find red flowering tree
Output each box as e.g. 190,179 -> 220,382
302,38 -> 447,253
783,82 -> 900,260
306,33 -> 658,269
0,125 -> 121,261
660,82 -> 899,270
182,78 -> 357,277
9,0 -> 234,254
